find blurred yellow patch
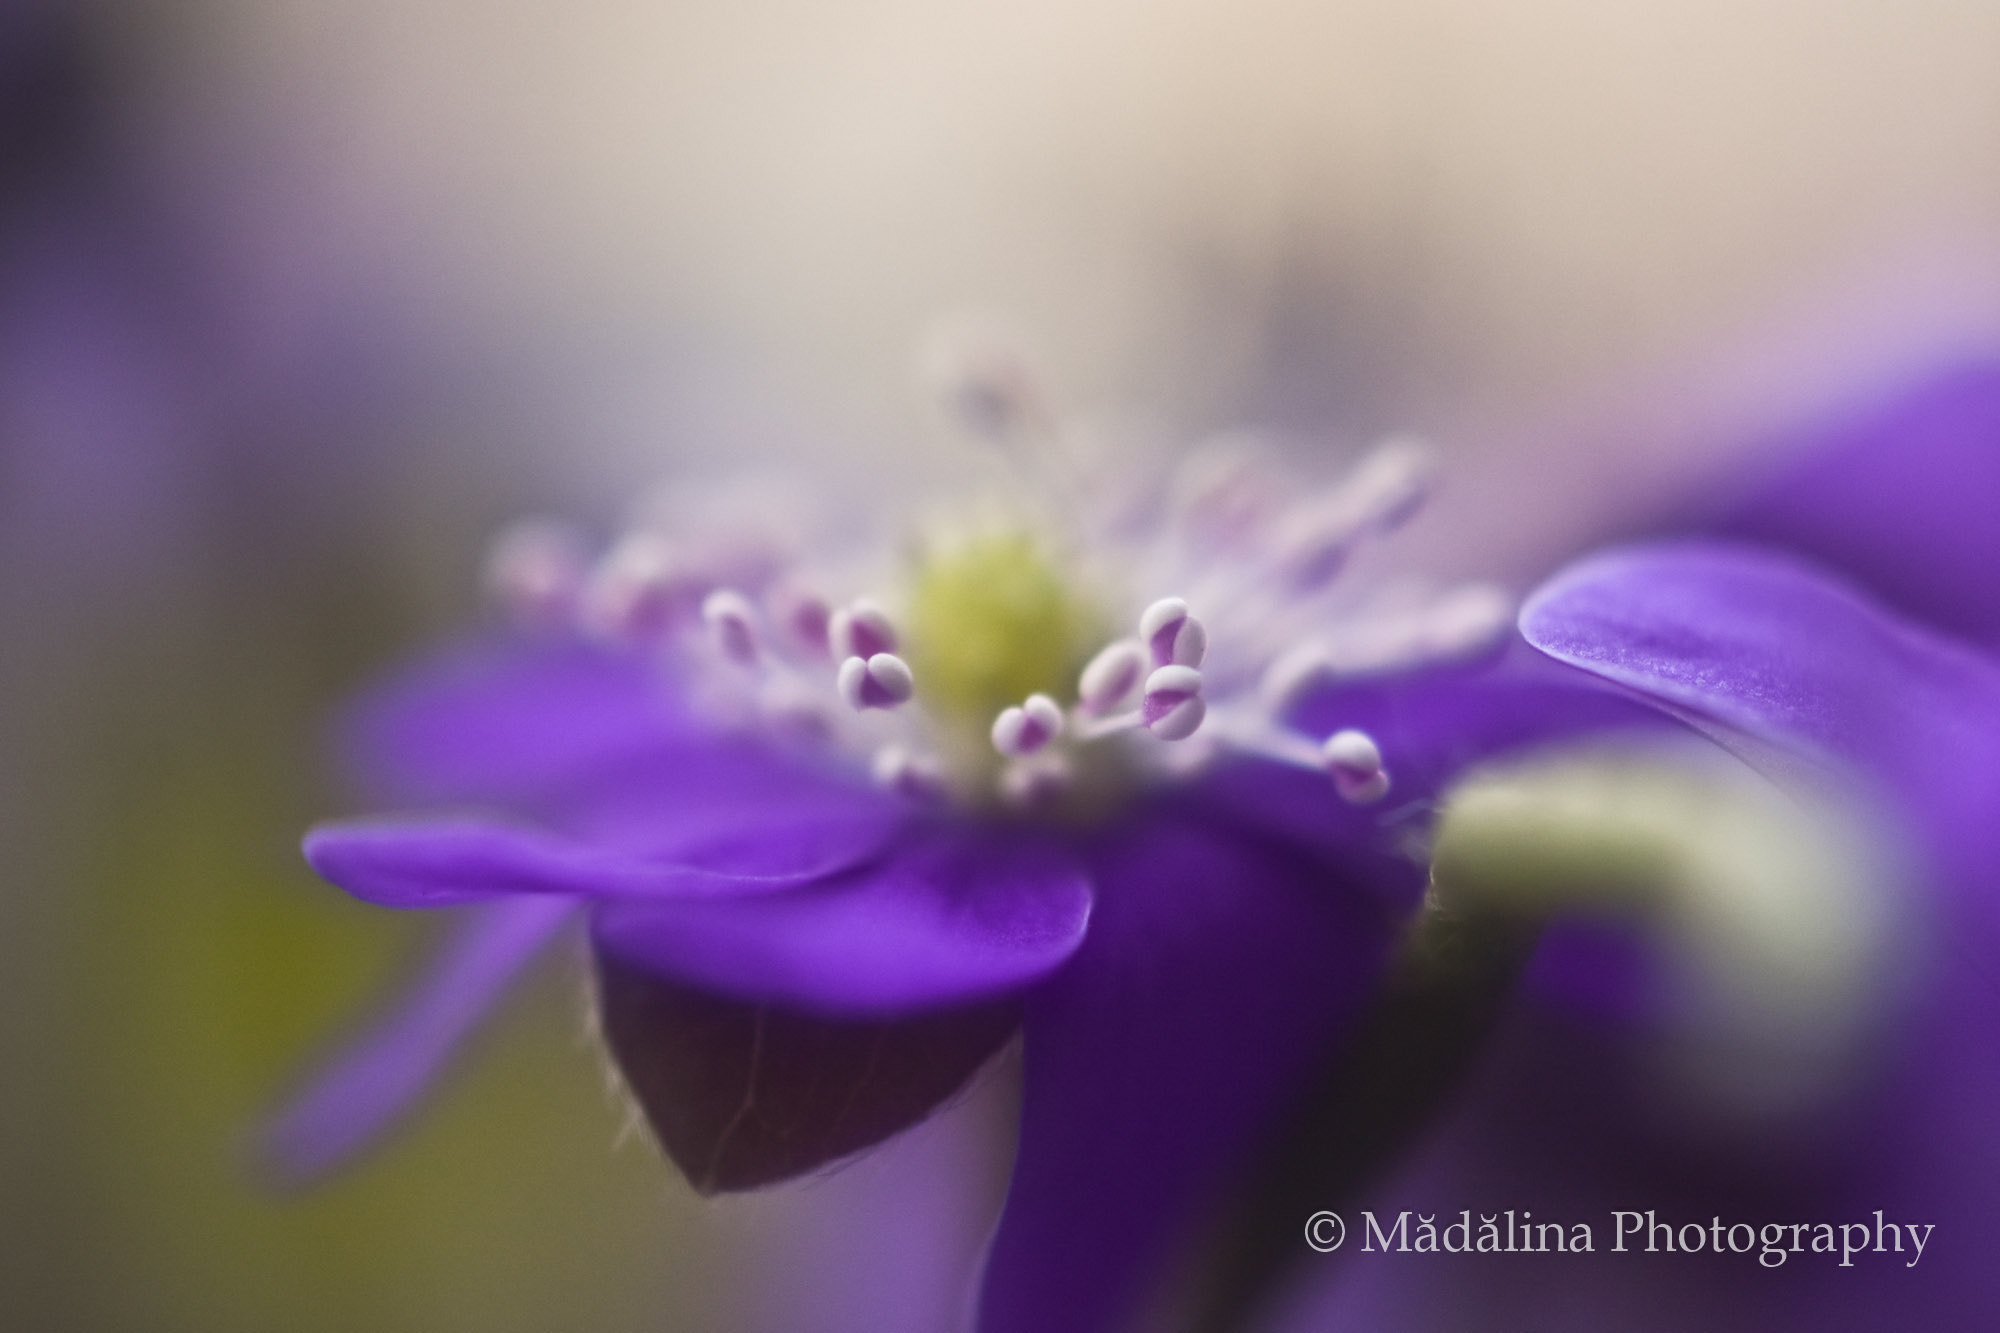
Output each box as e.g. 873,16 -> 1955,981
903,532 -> 1098,728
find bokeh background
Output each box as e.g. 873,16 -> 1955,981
6,1 -> 2000,1329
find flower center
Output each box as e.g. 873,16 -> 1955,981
903,533 -> 1099,730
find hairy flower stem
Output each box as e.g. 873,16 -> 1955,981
1173,896 -> 1544,1333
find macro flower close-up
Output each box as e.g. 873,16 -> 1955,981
274,355 -> 2000,1332
273,351 -> 1538,1326
10,3 -> 2000,1332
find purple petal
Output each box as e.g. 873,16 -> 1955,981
334,634 -> 912,853
589,827 -> 1092,1018
1520,914 -> 1664,1027
1712,363 -> 2000,646
553,741 -> 907,856
1519,540 -> 2000,923
976,803 -> 1407,1333
304,798 -> 904,909
335,636 -> 693,806
257,895 -> 575,1182
1271,931 -> 2000,1331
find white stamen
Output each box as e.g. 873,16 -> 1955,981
1138,596 -> 1187,644
1418,582 -> 1514,659
991,707 -> 1032,755
1208,717 -> 1321,770
829,598 -> 899,660
1271,438 -> 1438,590
1343,436 -> 1437,532
838,652 -> 915,710
1077,638 -> 1147,714
1205,715 -> 1394,804
1270,510 -> 1357,588
1169,434 -> 1283,546
1336,769 -> 1392,804
991,693 -> 1065,757
1323,728 -> 1390,805
1143,664 -> 1207,741
1150,696 -> 1208,742
1258,641 -> 1336,713
1139,596 -> 1207,668
768,582 -> 833,658
1321,728 -> 1382,779
579,531 -> 690,644
484,519 -> 589,630
873,745 -> 947,800
1252,580 -> 1511,709
701,589 -> 761,665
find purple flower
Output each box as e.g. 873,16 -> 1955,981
271,350 -> 2000,1332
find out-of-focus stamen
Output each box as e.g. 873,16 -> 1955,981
768,583 -> 833,658
701,589 -> 761,665
838,652 -> 916,710
1342,436 -> 1436,530
1417,582 -> 1514,658
829,598 -> 899,660
991,693 -> 1064,757
1253,582 -> 1514,713
1272,438 -> 1438,589
1077,638 -> 1146,715
580,532 -> 691,644
1199,711 -> 1395,805
1322,728 -> 1391,804
1139,596 -> 1208,668
1168,434 -> 1282,547
484,519 -> 589,630
1143,664 -> 1206,741
1257,641 -> 1336,714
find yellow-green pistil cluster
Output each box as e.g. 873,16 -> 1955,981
901,532 -> 1103,776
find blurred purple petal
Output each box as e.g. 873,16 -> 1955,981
1272,932 -> 2000,1331
1713,363 -> 2000,646
976,803 -> 1406,1333
1521,915 -> 1664,1027
590,828 -> 1092,1018
304,805 -> 903,909
337,636 -> 692,806
259,895 -> 576,1182
1519,541 -> 2000,920
337,634 -> 910,844
555,743 -> 908,857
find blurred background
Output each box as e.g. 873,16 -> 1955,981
5,1 -> 2000,1329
